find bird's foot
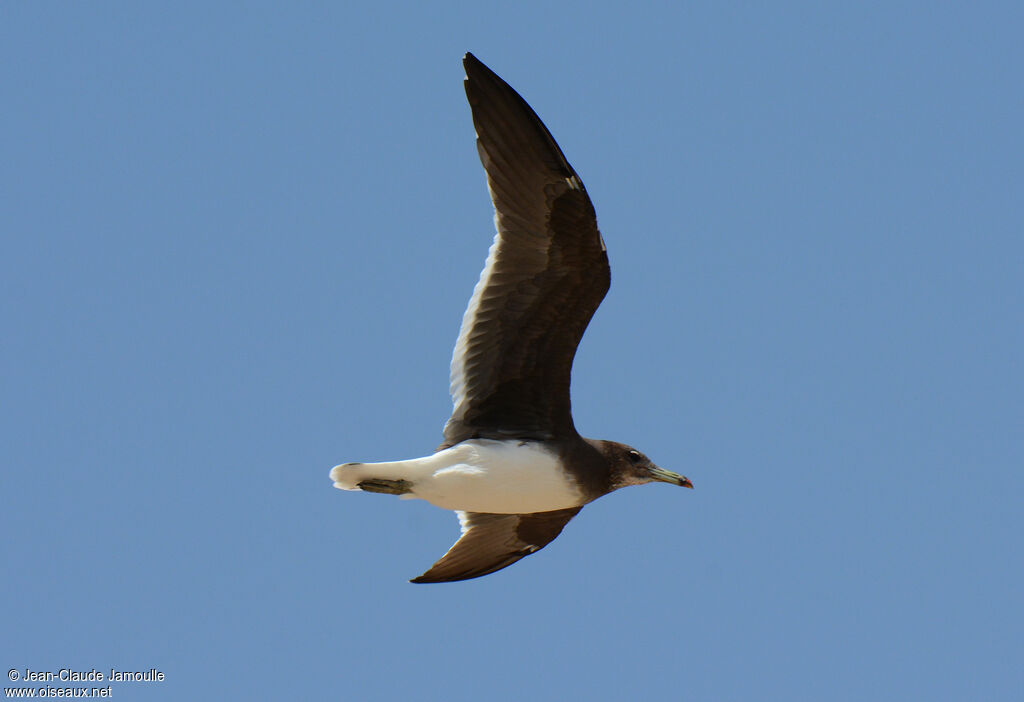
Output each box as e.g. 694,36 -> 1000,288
357,478 -> 413,495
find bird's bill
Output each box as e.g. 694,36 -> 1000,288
648,466 -> 694,489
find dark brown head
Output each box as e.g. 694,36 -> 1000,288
597,440 -> 694,491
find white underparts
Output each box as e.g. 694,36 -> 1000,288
330,439 -> 583,514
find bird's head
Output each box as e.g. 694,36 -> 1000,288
600,441 -> 694,491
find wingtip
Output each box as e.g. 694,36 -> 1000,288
409,572 -> 461,585
463,52 -> 495,80
409,566 -> 476,584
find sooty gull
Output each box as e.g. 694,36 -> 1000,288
330,53 -> 692,584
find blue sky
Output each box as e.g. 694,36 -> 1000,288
3,2 -> 1022,700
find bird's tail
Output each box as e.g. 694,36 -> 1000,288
330,457 -> 434,496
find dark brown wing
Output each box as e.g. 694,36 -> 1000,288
443,53 -> 610,448
410,507 -> 583,584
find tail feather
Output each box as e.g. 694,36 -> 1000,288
330,457 -> 434,492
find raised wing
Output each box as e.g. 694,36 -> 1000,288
410,507 -> 583,584
443,53 -> 610,448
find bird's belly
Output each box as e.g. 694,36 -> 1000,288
411,439 -> 583,514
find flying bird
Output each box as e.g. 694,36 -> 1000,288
331,53 -> 692,583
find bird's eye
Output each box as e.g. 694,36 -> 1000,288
628,450 -> 642,463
